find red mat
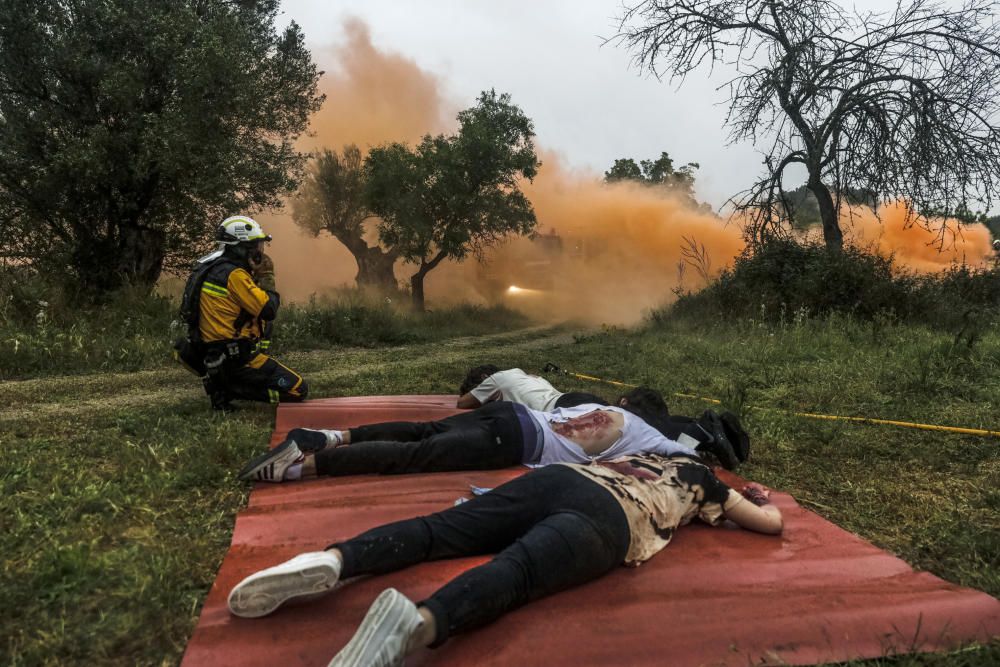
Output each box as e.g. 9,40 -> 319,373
182,397 -> 1000,666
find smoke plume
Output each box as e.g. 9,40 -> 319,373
832,201 -> 994,272
259,19 -> 451,298
264,18 -> 995,325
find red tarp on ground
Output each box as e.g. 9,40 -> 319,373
182,396 -> 1000,667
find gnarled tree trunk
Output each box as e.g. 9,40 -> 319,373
116,225 -> 166,288
355,245 -> 399,292
333,231 -> 399,293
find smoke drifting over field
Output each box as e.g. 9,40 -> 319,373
830,201 -> 994,271
257,19 -> 449,300
265,19 -> 995,325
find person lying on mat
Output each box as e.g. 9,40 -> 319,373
456,365 -> 607,411
237,395 -> 703,483
457,365 -> 746,468
226,453 -> 783,667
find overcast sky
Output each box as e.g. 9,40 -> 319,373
280,0 -> 909,209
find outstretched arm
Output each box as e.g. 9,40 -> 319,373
457,375 -> 501,409
722,483 -> 783,535
456,392 -> 483,409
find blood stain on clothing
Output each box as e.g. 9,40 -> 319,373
551,410 -> 614,440
599,460 -> 659,480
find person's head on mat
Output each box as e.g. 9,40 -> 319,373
226,452 -> 783,666
456,365 -> 609,411
617,386 -> 669,420
459,364 -> 500,395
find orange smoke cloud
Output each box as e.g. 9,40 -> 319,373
262,19 -> 452,298
265,18 -> 995,325
428,154 -> 745,325
299,19 -> 451,152
266,18 -> 744,324
835,201 -> 994,272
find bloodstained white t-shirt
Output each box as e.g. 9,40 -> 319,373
527,404 -> 698,465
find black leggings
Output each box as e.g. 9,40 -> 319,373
331,465 -> 630,646
314,401 -> 528,476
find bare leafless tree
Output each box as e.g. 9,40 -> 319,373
615,0 -> 1000,250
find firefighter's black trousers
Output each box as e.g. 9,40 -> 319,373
223,352 -> 308,404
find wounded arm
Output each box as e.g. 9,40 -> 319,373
722,490 -> 783,535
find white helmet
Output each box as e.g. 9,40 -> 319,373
217,215 -> 271,245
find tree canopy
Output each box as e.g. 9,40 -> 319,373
293,146 -> 399,291
0,0 -> 323,293
604,152 -> 707,210
365,90 -> 540,310
617,0 -> 1000,250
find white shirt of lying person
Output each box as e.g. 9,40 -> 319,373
528,404 -> 698,465
470,368 -> 563,412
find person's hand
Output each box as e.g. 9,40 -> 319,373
741,482 -> 771,506
250,251 -> 274,276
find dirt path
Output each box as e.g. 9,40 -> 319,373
0,325 -> 577,423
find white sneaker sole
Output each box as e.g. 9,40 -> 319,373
228,560 -> 340,618
328,589 -> 417,667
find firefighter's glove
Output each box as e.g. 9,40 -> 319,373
251,252 -> 276,291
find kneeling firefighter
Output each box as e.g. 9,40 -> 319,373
174,216 -> 308,410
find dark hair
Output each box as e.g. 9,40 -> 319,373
619,386 -> 674,440
618,386 -> 670,421
460,365 -> 500,394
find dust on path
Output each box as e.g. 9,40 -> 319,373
0,326 -> 577,423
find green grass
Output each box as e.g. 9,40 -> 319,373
1,313 -> 998,665
0,284 -> 530,380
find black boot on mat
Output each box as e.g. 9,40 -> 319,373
694,410 -> 740,471
719,411 -> 750,463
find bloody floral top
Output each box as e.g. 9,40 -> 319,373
561,453 -> 743,565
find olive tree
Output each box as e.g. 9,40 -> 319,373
0,0 -> 323,292
293,146 -> 399,291
365,91 -> 540,311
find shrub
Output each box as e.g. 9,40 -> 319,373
277,292 -> 530,349
0,270 -> 531,379
0,267 -> 178,379
662,238 -> 998,329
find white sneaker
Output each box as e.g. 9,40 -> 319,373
227,551 -> 342,618
328,588 -> 424,667
237,439 -> 304,482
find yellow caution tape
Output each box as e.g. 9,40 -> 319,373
561,371 -> 636,389
558,370 -> 1000,438
785,411 -> 1000,438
